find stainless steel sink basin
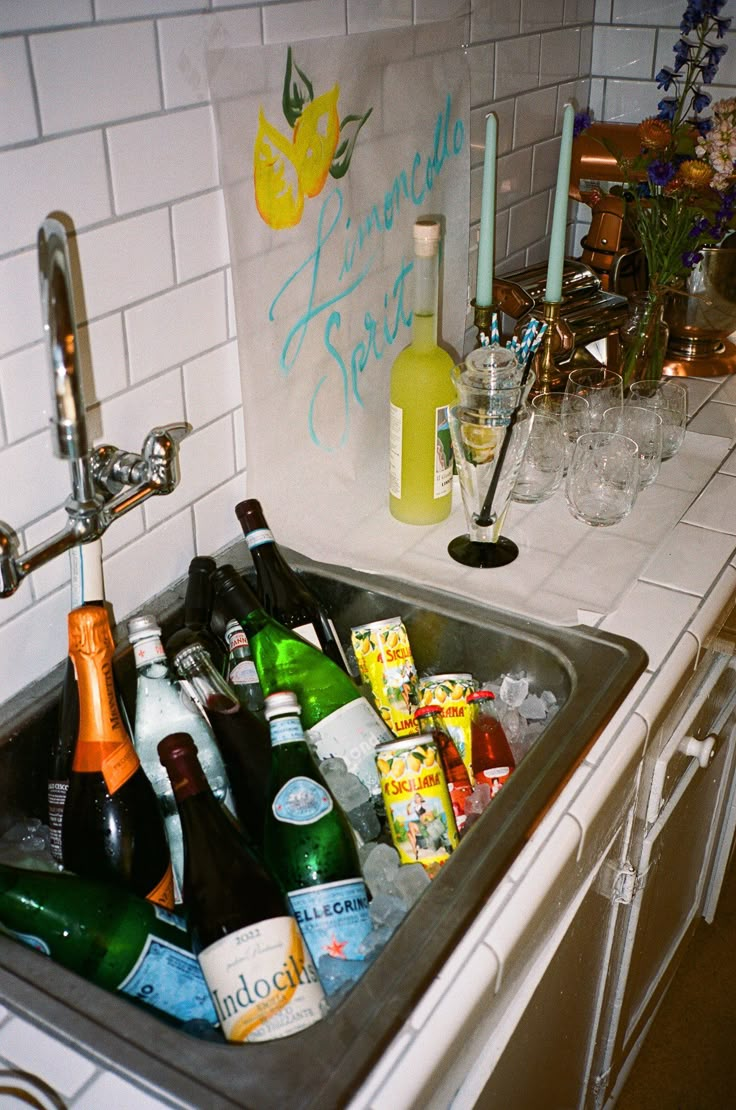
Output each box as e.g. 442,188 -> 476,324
0,547 -> 647,1109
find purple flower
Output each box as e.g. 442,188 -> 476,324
656,67 -> 676,90
689,217 -> 711,237
673,38 -> 691,69
648,159 -> 677,187
701,61 -> 719,84
706,44 -> 728,66
573,110 -> 593,137
714,15 -> 732,37
658,97 -> 678,121
693,91 -> 712,112
682,250 -> 704,268
695,117 -> 713,134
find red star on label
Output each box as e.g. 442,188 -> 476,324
324,937 -> 347,958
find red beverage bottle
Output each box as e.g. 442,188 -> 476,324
414,705 -> 473,830
468,690 -> 515,797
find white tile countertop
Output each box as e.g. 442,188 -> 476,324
3,375 -> 736,1108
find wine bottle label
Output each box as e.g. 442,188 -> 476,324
101,742 -> 141,795
272,777 -> 333,825
287,879 -> 372,990
118,933 -> 219,1026
389,402 -> 403,498
307,698 -> 390,797
198,916 -> 326,1042
433,405 -> 453,498
47,780 -> 68,862
146,864 -> 175,911
230,659 -> 259,685
244,527 -> 275,549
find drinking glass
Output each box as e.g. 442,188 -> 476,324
565,367 -> 623,432
600,403 -> 663,489
531,391 -> 590,473
565,432 -> 640,527
628,379 -> 687,459
511,411 -> 566,503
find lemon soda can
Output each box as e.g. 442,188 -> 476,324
375,736 -> 459,870
351,618 -> 420,739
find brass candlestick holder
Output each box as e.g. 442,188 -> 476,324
529,301 -> 575,394
472,300 -> 501,349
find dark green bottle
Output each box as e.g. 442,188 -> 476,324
211,565 -> 392,798
263,691 -> 372,986
0,863 -> 217,1027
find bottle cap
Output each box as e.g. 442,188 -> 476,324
189,555 -> 216,575
126,613 -> 161,642
263,690 -> 301,721
414,704 -> 444,720
467,690 -> 495,702
235,498 -> 267,532
413,218 -> 441,257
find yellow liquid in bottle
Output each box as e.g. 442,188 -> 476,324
389,312 -> 456,525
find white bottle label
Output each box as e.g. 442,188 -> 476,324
245,528 -> 275,550
306,698 -> 391,796
198,916 -> 326,1042
434,405 -> 453,498
230,659 -> 259,685
389,402 -> 403,498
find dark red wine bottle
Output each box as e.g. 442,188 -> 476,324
158,733 -> 325,1042
235,498 -> 349,671
62,606 -> 174,909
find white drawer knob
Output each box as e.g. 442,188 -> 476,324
679,734 -> 716,768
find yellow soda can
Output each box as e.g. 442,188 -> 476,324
374,736 -> 459,871
417,673 -> 476,781
350,617 -> 420,738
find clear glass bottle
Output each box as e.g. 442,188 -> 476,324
171,641 -> 272,850
127,614 -> 235,897
158,732 -> 326,1042
389,218 -> 456,524
263,692 -> 372,988
468,689 -> 515,796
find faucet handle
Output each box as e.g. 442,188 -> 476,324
142,422 -> 193,493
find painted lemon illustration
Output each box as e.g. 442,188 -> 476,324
293,86 -> 340,198
253,109 -> 304,230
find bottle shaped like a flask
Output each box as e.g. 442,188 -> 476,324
235,498 -> 349,672
127,613 -> 235,898
62,606 -> 174,909
263,691 -> 372,987
158,732 -> 326,1042
389,218 -> 456,524
468,689 -> 515,796
211,565 -> 393,798
0,864 -> 217,1027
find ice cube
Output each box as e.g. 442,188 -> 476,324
499,674 -> 529,708
519,693 -> 547,721
498,705 -> 523,741
362,842 -> 401,896
393,863 -> 431,908
320,756 -> 348,777
541,690 -> 557,709
465,783 -> 492,815
358,922 -> 395,961
345,800 -> 381,844
369,891 -> 407,931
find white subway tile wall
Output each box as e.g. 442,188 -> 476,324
9,0 -> 711,723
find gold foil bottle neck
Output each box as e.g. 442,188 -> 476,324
68,604 -> 114,658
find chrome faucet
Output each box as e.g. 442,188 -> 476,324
0,216 -> 192,597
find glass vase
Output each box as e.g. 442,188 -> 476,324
618,291 -> 669,390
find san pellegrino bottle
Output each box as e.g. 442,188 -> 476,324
389,218 -> 455,524
165,555 -> 225,672
0,863 -> 217,1027
468,689 -> 515,796
415,705 -> 473,831
62,606 -> 174,909
224,618 -> 264,716
158,733 -> 326,1042
235,498 -> 349,671
49,539 -> 106,864
171,641 -> 272,849
127,614 -> 235,898
263,691 -> 372,988
211,565 -> 393,797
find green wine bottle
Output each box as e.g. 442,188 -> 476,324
211,565 -> 393,797
263,691 -> 372,987
0,863 -> 217,1027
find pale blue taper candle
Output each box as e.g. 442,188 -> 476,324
545,103 -> 575,305
476,112 -> 497,308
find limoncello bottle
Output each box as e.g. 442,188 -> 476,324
389,218 -> 456,524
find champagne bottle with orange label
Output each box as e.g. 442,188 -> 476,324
62,605 -> 174,910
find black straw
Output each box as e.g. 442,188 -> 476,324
474,349 -> 535,528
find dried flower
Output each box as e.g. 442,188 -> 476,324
639,117 -> 672,151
